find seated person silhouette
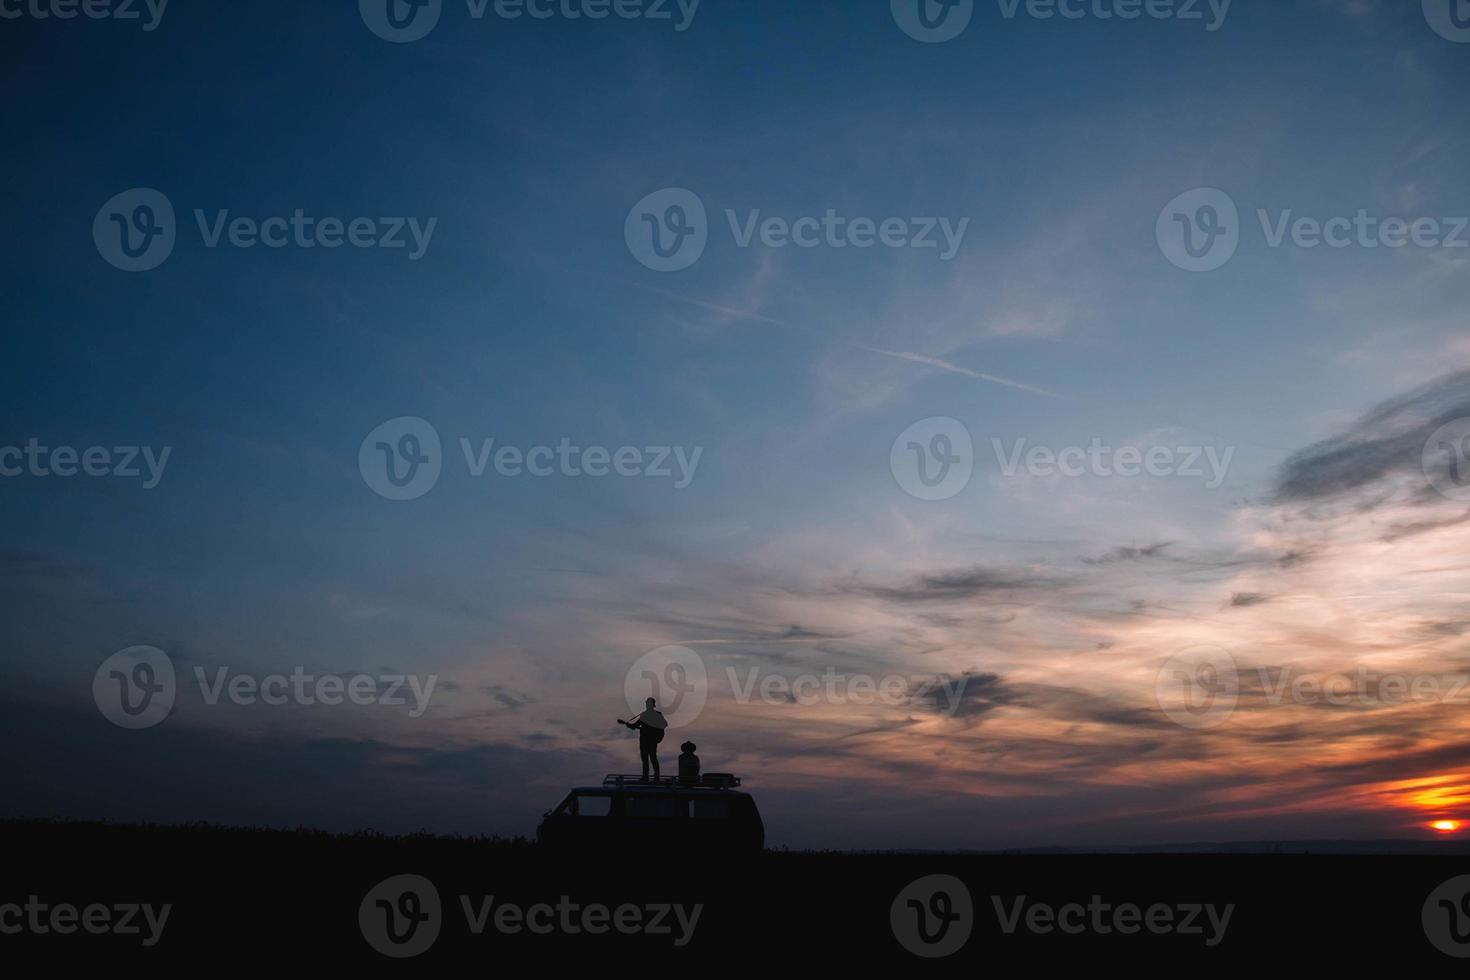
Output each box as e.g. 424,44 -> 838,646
620,698 -> 668,780
678,741 -> 700,785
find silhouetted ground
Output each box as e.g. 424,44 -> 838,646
3,819 -> 1465,965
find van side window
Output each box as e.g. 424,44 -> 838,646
624,796 -> 684,819
575,795 -> 612,817
690,797 -> 734,820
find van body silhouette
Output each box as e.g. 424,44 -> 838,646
537,773 -> 764,853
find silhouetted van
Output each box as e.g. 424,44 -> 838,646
538,774 -> 764,853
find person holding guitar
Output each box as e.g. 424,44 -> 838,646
618,698 -> 669,781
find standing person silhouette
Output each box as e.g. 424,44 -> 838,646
620,698 -> 668,781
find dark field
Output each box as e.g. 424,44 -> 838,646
4,819 -> 1467,966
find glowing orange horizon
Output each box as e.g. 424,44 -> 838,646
1431,820 -> 1462,833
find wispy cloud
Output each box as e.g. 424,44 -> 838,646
857,346 -> 1067,399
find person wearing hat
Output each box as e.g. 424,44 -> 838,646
677,740 -> 700,785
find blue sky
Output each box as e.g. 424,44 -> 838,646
4,0 -> 1470,848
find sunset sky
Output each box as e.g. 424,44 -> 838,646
4,0 -> 1470,849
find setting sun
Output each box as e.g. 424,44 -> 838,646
1430,820 -> 1462,833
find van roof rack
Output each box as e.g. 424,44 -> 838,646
602,773 -> 741,789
